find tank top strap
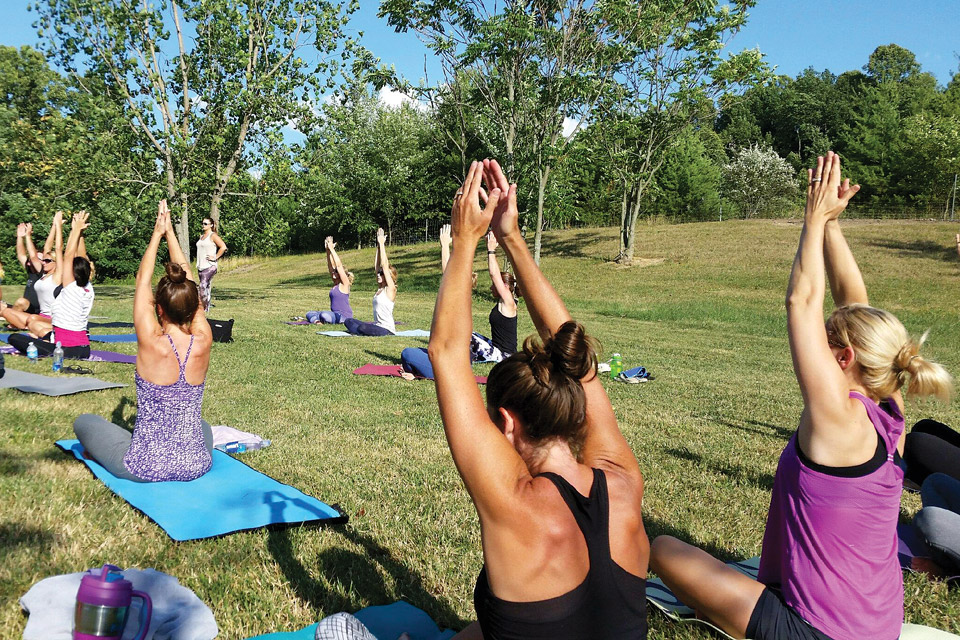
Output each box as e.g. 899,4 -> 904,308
181,335 -> 195,372
536,468 -> 610,558
849,391 -> 904,461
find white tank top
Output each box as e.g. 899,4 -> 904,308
372,289 -> 396,334
34,273 -> 57,315
196,233 -> 217,271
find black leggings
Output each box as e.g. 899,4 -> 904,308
904,419 -> 960,486
8,332 -> 90,360
343,317 -> 393,336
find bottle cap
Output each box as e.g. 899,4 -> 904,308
56,341 -> 62,348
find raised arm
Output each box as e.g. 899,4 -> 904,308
440,224 -> 451,273
163,201 -> 195,283
486,231 -> 515,312
62,211 -> 89,288
824,212 -> 866,308
326,236 -> 351,291
134,204 -> 168,338
483,158 -> 639,474
42,213 -> 60,256
786,153 -> 860,421
428,162 -> 525,519
50,211 -> 64,285
375,228 -> 397,299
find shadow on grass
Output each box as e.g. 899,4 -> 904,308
363,349 -> 402,365
868,239 -> 958,263
110,397 -> 137,431
267,515 -> 466,630
665,446 -> 775,492
540,229 -> 613,260
643,515 -> 743,564
711,417 -> 794,441
0,451 -> 27,475
0,523 -> 54,560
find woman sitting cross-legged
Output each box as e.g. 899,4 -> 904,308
650,152 -> 953,640
74,200 -> 215,482
344,227 -> 398,336
305,235 -> 355,324
434,159 -> 648,640
5,211 -> 95,359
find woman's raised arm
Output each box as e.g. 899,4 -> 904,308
483,158 -> 639,475
50,211 -> 64,285
134,203 -> 168,339
486,231 -> 515,312
163,202 -> 195,283
375,228 -> 397,299
62,211 -> 89,288
326,237 -> 351,291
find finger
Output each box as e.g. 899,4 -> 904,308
806,169 -> 813,198
490,159 -> 510,192
479,186 -> 489,204
828,151 -> 841,187
465,161 -> 482,201
814,156 -> 824,190
840,183 -> 860,204
482,188 -> 502,217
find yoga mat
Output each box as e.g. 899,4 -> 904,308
0,368 -> 126,396
353,363 -> 486,385
646,556 -> 760,638
284,320 -> 313,325
89,334 -> 138,343
246,601 -> 456,640
56,439 -> 347,541
318,329 -> 430,338
1,343 -> 135,364
88,321 -> 135,328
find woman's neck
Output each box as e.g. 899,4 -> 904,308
523,439 -> 580,478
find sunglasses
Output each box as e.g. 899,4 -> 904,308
202,221 -> 212,226
40,258 -> 54,264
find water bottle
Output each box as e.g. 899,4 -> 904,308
223,441 -> 246,454
610,353 -> 623,379
53,342 -> 64,373
26,341 -> 38,363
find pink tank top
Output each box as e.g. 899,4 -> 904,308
757,392 -> 904,640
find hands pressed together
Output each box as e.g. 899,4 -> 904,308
449,159 -> 519,245
804,151 -> 860,223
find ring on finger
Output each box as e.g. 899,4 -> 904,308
810,178 -> 822,183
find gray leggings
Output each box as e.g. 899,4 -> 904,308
73,413 -> 213,482
914,473 -> 960,574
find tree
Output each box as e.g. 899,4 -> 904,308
598,0 -> 766,263
35,0 -> 362,251
381,0 -> 621,263
722,144 -> 796,218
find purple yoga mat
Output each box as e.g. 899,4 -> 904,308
1,343 -> 135,364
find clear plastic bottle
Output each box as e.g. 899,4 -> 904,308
26,341 -> 38,363
52,342 -> 64,373
610,353 -> 623,379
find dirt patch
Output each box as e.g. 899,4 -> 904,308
612,257 -> 666,269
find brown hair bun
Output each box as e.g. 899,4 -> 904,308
165,262 -> 187,284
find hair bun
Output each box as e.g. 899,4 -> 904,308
165,262 -> 187,284
545,321 -> 597,381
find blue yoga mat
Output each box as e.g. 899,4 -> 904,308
247,601 -> 455,640
89,334 -> 138,343
56,439 -> 347,541
317,329 -> 430,338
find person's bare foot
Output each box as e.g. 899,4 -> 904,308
399,371 -> 416,381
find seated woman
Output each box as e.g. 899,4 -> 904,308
344,227 -> 398,336
434,159 -> 648,639
913,472 -> 960,578
401,227 -> 518,379
74,200 -> 215,482
903,419 -> 960,486
5,211 -> 95,359
649,152 -> 952,640
306,235 -> 355,324
1,211 -> 63,329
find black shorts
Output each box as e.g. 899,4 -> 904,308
746,588 -> 833,640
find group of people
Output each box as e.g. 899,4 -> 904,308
3,152 -> 960,639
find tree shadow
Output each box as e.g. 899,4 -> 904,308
109,396 -> 137,431
265,495 -> 467,630
710,417 -> 794,441
539,230 -> 612,260
363,349 -> 402,364
643,514 -> 746,565
0,450 -> 27,476
665,446 -> 775,492
92,286 -> 133,300
868,239 -> 959,264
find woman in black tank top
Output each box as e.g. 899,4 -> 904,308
431,159 -> 648,640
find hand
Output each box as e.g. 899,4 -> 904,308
481,159 -> 519,241
207,254 -> 216,261
451,160 -> 501,242
324,236 -> 334,249
16,223 -> 26,238
486,230 -> 498,252
153,200 -> 169,237
377,228 -> 386,245
25,222 -> 33,235
72,210 -> 90,231
439,224 -> 451,246
53,210 -> 64,226
955,233 -> 959,245
804,151 -> 859,223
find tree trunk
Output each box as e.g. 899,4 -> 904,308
533,164 -> 550,264
177,193 -> 190,262
619,185 -> 628,258
618,182 -> 643,265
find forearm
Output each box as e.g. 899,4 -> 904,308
823,221 -> 867,307
78,237 -> 88,259
16,236 -> 27,262
165,229 -> 194,281
137,234 -> 163,286
43,222 -> 56,255
441,242 -> 450,273
53,222 -> 63,268
430,239 -> 476,356
786,220 -> 827,312
64,226 -> 82,265
501,233 -> 570,338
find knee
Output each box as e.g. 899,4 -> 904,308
649,535 -> 686,573
12,298 -> 29,312
73,414 -> 99,438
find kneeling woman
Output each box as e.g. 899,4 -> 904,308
434,160 -> 648,639
74,200 -> 215,482
650,153 -> 952,640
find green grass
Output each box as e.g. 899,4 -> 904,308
3,219 -> 960,638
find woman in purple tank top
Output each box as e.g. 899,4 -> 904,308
305,235 -> 354,324
74,200 -> 215,482
649,153 -> 952,640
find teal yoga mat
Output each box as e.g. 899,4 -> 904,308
56,439 -> 347,541
247,601 -> 456,640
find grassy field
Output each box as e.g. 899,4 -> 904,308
2,219 -> 960,638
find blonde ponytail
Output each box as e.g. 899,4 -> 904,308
894,330 -> 952,401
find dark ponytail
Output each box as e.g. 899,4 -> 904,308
486,321 -> 598,453
155,262 -> 199,326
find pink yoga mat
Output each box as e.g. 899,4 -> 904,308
353,363 -> 487,385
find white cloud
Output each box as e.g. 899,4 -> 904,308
562,117 -> 580,139
379,87 -> 428,112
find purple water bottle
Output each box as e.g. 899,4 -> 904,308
74,564 -> 152,640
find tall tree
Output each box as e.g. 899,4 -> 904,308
35,0 -> 361,251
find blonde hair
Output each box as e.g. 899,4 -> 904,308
826,304 -> 952,401
0,260 -> 5,281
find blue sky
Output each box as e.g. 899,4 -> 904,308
1,1 -> 957,88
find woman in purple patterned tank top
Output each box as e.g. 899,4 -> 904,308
74,200 -> 215,483
649,153 -> 953,640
